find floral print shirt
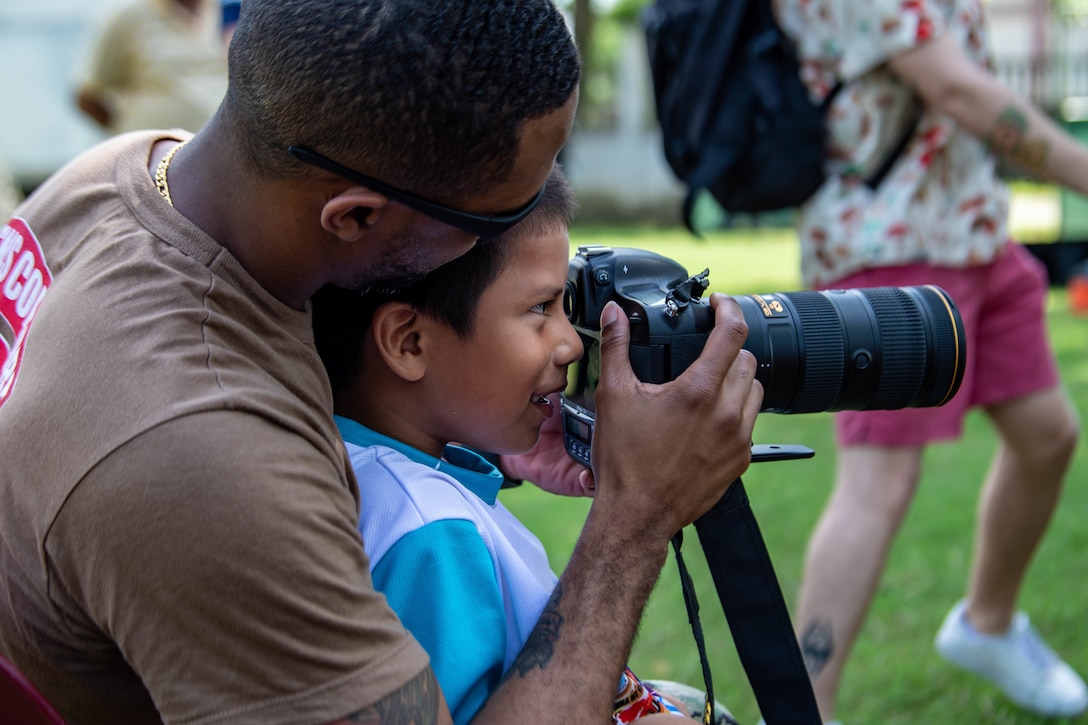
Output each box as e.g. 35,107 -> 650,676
774,0 -> 1009,287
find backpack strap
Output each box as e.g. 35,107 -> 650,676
864,100 -> 924,191
822,79 -> 922,192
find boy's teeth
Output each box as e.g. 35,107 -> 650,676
536,396 -> 552,407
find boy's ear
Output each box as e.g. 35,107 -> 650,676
370,302 -> 427,382
321,188 -> 391,241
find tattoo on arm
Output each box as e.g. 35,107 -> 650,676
989,106 -> 1050,171
341,667 -> 441,725
800,619 -> 834,678
506,583 -> 564,679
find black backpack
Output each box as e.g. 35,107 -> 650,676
643,0 -> 915,231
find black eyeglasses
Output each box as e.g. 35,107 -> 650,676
288,145 -> 546,238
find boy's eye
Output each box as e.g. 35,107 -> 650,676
531,297 -> 559,315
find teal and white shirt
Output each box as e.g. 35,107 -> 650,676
337,417 -> 558,725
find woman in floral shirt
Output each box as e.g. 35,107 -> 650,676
773,0 -> 1088,722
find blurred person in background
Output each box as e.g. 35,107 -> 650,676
774,0 -> 1088,722
75,0 -> 228,135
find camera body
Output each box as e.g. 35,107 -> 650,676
561,245 -> 966,469
564,244 -> 713,384
562,245 -> 713,467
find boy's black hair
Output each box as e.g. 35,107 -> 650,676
313,165 -> 576,394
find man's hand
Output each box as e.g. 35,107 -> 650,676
471,295 -> 762,725
590,293 -> 763,539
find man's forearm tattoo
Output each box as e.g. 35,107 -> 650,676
507,583 -> 564,678
800,619 -> 834,678
989,106 -> 1049,171
344,667 -> 441,724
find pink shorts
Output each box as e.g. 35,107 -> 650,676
824,242 -> 1059,446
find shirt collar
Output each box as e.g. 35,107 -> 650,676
334,415 -> 505,505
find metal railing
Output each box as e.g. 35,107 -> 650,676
994,54 -> 1088,117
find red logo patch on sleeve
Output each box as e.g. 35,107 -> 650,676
0,218 -> 53,406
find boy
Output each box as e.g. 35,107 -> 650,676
311,166 -> 694,725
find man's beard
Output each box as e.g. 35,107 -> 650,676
352,226 -> 447,295
357,267 -> 427,296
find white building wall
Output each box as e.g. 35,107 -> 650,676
563,29 -> 682,220
0,1 -> 130,188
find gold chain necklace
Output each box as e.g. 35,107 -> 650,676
154,141 -> 186,207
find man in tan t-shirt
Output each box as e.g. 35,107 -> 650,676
0,0 -> 764,723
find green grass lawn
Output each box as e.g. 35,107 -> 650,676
502,225 -> 1088,725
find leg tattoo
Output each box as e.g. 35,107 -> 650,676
801,619 -> 834,678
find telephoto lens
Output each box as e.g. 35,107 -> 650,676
559,246 -> 968,470
736,286 -> 966,414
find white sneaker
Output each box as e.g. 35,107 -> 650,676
935,599 -> 1088,717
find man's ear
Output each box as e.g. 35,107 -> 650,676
370,302 -> 427,382
320,188 -> 391,241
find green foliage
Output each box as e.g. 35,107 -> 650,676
1051,0 -> 1088,23
572,16 -> 626,131
504,225 -> 1088,725
565,223 -> 802,293
608,0 -> 651,24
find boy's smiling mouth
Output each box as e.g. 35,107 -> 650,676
532,394 -> 555,418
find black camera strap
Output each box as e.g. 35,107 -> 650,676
672,470 -> 821,724
670,530 -> 716,724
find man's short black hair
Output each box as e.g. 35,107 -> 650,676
313,165 -> 576,394
224,0 -> 580,201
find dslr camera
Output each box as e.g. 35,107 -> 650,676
561,245 -> 967,468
